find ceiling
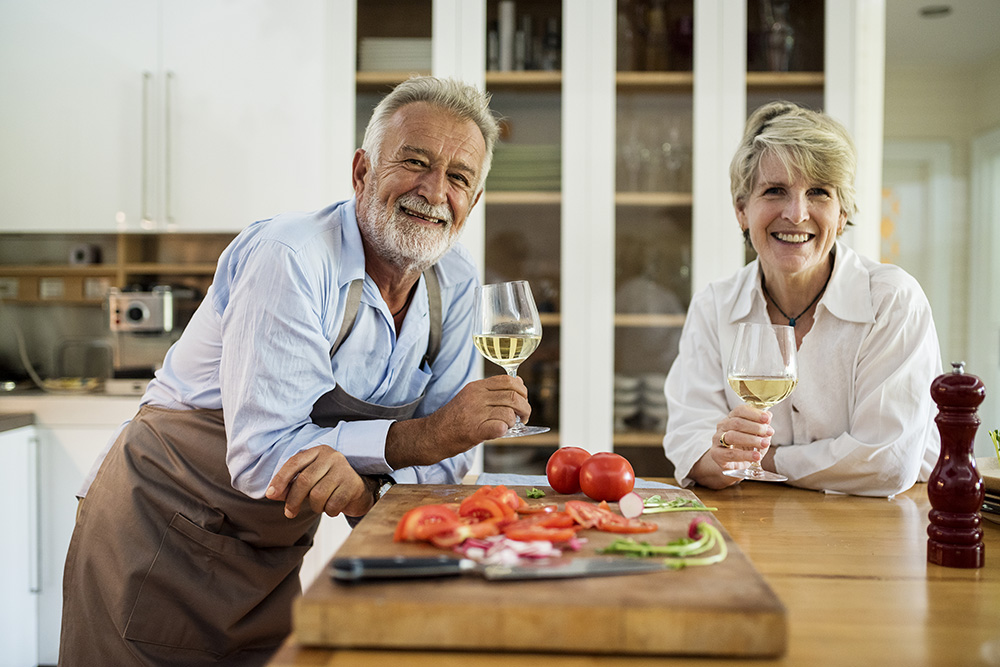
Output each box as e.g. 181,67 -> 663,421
885,0 -> 1000,69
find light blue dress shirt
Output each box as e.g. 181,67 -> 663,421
84,198 -> 479,498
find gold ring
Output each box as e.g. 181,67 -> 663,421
720,432 -> 733,448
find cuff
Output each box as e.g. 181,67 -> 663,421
335,419 -> 395,474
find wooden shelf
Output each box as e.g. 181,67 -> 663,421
747,71 -> 824,90
482,430 -> 667,449
485,191 -> 561,205
538,313 -> 560,327
616,71 -> 693,91
616,192 -> 692,207
123,263 -> 218,275
356,71 -> 429,91
357,70 -> 819,94
0,265 -> 116,276
614,313 -> 685,328
486,70 -> 562,90
613,431 -> 667,447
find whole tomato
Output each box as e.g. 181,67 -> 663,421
579,452 -> 635,502
545,447 -> 592,494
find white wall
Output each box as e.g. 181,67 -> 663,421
883,53 -> 1000,456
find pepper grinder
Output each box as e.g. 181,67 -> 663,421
927,361 -> 986,568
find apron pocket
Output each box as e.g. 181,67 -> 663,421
123,512 -> 311,655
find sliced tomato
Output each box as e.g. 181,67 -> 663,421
504,511 -> 577,533
487,485 -> 526,514
393,504 -> 461,542
458,494 -> 508,522
564,499 -> 657,534
517,503 -> 558,515
564,500 -> 608,529
596,515 -> 659,534
504,525 -> 580,543
430,518 -> 503,548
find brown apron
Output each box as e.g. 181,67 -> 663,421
59,269 -> 441,666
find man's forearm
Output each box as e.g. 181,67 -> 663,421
383,416 -> 452,469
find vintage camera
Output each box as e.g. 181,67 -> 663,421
108,286 -> 174,333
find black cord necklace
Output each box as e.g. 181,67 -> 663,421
391,285 -> 416,318
761,268 -> 832,327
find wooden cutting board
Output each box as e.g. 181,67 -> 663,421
294,484 -> 787,657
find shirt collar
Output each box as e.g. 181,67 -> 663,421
726,242 -> 874,325
727,262 -> 764,324
821,242 -> 875,324
337,197 -> 367,290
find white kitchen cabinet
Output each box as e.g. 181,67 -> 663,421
0,0 -> 345,233
0,394 -> 139,664
0,392 -> 353,661
0,0 -> 157,233
0,424 -> 39,667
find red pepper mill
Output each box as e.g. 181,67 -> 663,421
927,361 -> 986,568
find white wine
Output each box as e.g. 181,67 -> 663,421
474,333 -> 541,371
728,376 -> 797,409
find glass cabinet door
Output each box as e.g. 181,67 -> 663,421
745,0 -> 825,265
355,0 -> 433,147
613,0 -> 694,477
482,0 -> 563,474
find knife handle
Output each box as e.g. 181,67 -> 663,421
331,555 -> 469,582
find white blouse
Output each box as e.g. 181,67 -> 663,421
663,242 -> 942,497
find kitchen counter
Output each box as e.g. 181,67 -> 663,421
0,411 -> 34,433
269,480 -> 1000,667
0,392 -> 140,426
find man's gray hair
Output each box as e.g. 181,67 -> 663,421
361,76 -> 500,195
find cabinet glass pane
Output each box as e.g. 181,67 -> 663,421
355,0 -> 432,143
745,0 -> 825,265
483,0 -> 562,473
613,1 -> 693,468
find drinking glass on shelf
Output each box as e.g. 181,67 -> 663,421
473,280 -> 550,438
723,322 -> 797,482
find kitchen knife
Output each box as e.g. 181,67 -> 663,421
331,554 -> 667,582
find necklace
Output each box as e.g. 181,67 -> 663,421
761,268 -> 832,327
391,285 -> 416,318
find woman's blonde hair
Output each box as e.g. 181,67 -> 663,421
729,101 -> 858,224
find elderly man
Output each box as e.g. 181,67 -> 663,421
59,77 -> 523,666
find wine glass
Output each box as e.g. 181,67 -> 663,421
723,322 -> 797,482
473,280 -> 550,438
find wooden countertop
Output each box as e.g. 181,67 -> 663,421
0,411 -> 34,433
270,480 -> 1000,667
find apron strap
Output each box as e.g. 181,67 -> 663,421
423,265 -> 442,367
329,267 -> 443,366
330,278 -> 364,358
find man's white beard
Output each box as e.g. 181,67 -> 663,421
358,177 -> 457,274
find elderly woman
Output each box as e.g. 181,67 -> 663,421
663,101 -> 941,497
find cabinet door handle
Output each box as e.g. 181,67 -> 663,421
165,70 -> 175,226
141,71 -> 153,227
28,434 -> 40,593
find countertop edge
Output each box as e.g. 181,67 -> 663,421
0,412 -> 36,433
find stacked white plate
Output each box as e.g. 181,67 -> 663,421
613,374 -> 642,432
359,37 -> 432,72
640,373 -> 669,432
486,143 -> 560,191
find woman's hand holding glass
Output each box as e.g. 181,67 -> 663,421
718,322 -> 796,482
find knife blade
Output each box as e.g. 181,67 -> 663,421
331,554 -> 667,582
